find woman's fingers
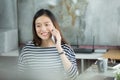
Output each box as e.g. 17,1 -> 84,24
51,28 -> 57,35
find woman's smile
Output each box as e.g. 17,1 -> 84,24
41,32 -> 48,36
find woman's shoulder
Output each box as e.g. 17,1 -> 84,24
62,44 -> 74,52
62,44 -> 76,57
20,41 -> 34,50
62,44 -> 72,49
24,41 -> 34,46
19,41 -> 35,54
26,40 -> 34,45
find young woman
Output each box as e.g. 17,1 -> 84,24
18,9 -> 78,80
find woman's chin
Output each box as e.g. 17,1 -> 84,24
41,37 -> 50,41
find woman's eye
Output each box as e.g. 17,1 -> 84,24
36,25 -> 41,27
45,24 -> 50,27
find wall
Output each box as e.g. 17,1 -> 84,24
0,0 -> 17,29
0,0 -> 18,53
84,0 -> 120,46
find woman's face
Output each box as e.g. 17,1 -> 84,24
35,15 -> 54,40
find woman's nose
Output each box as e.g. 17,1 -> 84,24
41,26 -> 47,31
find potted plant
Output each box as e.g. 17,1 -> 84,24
114,68 -> 120,80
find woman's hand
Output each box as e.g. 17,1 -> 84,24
50,27 -> 63,53
51,28 -> 61,46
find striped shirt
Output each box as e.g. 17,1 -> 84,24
18,41 -> 78,80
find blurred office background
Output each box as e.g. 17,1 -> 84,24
0,0 -> 120,78
1,0 -> 120,54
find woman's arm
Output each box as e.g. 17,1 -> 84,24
51,28 -> 78,80
56,44 -> 72,70
56,44 -> 78,80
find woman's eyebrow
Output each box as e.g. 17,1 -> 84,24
44,21 -> 51,24
36,21 -> 51,24
36,23 -> 40,24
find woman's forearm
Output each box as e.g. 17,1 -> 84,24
56,45 -> 72,71
59,53 -> 72,71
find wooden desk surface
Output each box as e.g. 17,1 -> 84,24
103,49 -> 120,60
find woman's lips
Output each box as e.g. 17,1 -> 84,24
41,32 -> 48,36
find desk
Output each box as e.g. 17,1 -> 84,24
75,53 -> 104,72
103,49 -> 120,60
76,65 -> 115,80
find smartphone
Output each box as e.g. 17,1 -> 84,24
51,35 -> 55,43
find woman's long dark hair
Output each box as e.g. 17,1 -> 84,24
32,9 -> 68,46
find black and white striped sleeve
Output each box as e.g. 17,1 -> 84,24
18,45 -> 27,72
62,44 -> 79,80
